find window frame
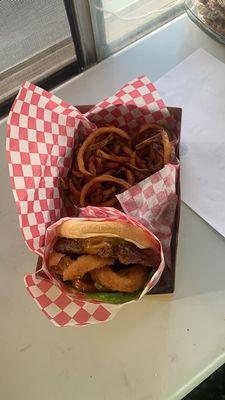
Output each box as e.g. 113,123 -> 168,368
0,0 -> 185,118
89,0 -> 185,59
0,61 -> 80,118
0,0 -> 90,118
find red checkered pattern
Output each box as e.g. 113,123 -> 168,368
7,77 -> 178,327
24,273 -> 119,326
6,82 -> 94,254
86,76 -> 176,133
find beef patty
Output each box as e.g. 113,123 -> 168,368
54,237 -> 160,268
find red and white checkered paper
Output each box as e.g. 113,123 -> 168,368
6,76 -> 178,327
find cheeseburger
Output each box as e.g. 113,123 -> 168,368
48,219 -> 161,295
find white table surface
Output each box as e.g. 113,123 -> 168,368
1,14 -> 225,400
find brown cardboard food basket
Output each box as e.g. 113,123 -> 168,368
36,105 -> 181,295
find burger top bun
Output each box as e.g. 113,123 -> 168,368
57,219 -> 159,250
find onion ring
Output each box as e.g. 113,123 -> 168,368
90,265 -> 149,293
63,254 -> 114,281
48,252 -> 65,274
77,127 -> 130,175
80,175 -> 131,207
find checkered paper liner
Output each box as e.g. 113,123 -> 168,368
85,76 -> 175,132
6,76 -> 178,326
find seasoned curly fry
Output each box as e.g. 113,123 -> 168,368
125,163 -> 149,174
132,123 -> 162,145
94,185 -> 103,203
104,161 -> 120,169
95,157 -> 102,168
80,175 -> 131,207
69,179 -> 80,201
90,133 -> 114,151
130,151 -> 136,166
97,149 -> 130,163
103,186 -> 116,198
77,126 -> 130,175
63,122 -> 174,209
125,169 -> 135,185
114,143 -> 121,154
135,132 -> 162,150
58,177 -> 68,190
135,153 -> 146,168
72,169 -> 85,178
139,123 -> 163,134
88,155 -> 96,175
122,145 -> 134,156
100,198 -> 118,207
116,168 -> 135,186
148,159 -> 163,172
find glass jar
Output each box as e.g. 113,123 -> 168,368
185,0 -> 225,44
